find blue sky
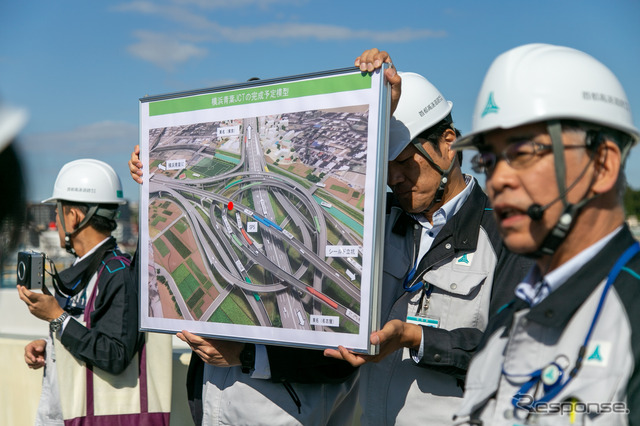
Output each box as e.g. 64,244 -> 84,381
1,0 -> 639,203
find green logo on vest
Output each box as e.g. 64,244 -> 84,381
458,253 -> 470,264
588,345 -> 603,362
481,92 -> 500,117
544,367 -> 557,382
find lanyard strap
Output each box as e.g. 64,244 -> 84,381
84,253 -> 131,327
403,223 -> 423,292
511,241 -> 640,411
81,253 -> 143,417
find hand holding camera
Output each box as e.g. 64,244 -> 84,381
17,285 -> 64,322
16,250 -> 64,322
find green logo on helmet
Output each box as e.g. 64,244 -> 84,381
481,91 -> 500,117
117,190 -> 123,199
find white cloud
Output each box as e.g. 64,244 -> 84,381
214,23 -> 446,43
114,0 -> 305,13
117,4 -> 445,43
124,23 -> 444,68
112,1 -> 162,14
127,31 -> 208,70
172,0 -> 306,10
114,1 -> 215,29
115,1 -> 446,69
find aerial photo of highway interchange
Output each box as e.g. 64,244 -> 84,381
146,106 -> 369,335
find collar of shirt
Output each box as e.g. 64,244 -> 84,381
515,225 -> 623,306
411,175 -> 474,262
72,237 -> 112,266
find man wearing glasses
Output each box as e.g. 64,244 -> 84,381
324,49 -> 530,425
453,43 -> 640,424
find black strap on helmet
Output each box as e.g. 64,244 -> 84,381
410,138 -> 456,215
57,201 -> 118,256
50,237 -> 117,299
529,120 -> 602,258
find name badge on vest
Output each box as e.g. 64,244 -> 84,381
406,284 -> 439,327
406,315 -> 440,328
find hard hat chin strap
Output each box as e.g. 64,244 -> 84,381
528,120 -> 599,258
57,201 -> 101,257
411,139 -> 456,215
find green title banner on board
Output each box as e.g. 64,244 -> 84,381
149,73 -> 371,116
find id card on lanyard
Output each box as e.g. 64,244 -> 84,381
403,224 -> 440,328
406,283 -> 440,328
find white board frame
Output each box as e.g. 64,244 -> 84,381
139,66 -> 389,354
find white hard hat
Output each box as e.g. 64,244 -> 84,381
388,72 -> 453,160
454,43 -> 639,150
0,105 -> 28,153
42,159 -> 126,205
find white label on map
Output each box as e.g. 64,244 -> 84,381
166,159 -> 186,170
217,126 -> 240,137
325,245 -> 359,258
310,315 -> 339,327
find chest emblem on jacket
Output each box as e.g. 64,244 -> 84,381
584,341 -> 611,367
455,252 -> 473,266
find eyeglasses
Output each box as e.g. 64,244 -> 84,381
471,140 -> 587,174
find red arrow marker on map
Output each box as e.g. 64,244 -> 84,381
227,201 -> 234,211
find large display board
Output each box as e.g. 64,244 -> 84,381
139,67 -> 389,354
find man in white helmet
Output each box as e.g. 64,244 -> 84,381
324,49 -> 530,425
452,44 -> 640,424
17,159 -> 144,425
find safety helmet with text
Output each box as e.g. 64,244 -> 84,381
453,43 -> 639,151
454,43 -> 639,258
43,159 -> 124,256
42,158 -> 126,205
388,71 -> 454,161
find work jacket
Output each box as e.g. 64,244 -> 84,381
455,225 -> 640,425
200,348 -> 359,425
36,239 -> 141,425
359,181 -> 529,425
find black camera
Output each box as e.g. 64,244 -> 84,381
17,251 -> 45,290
